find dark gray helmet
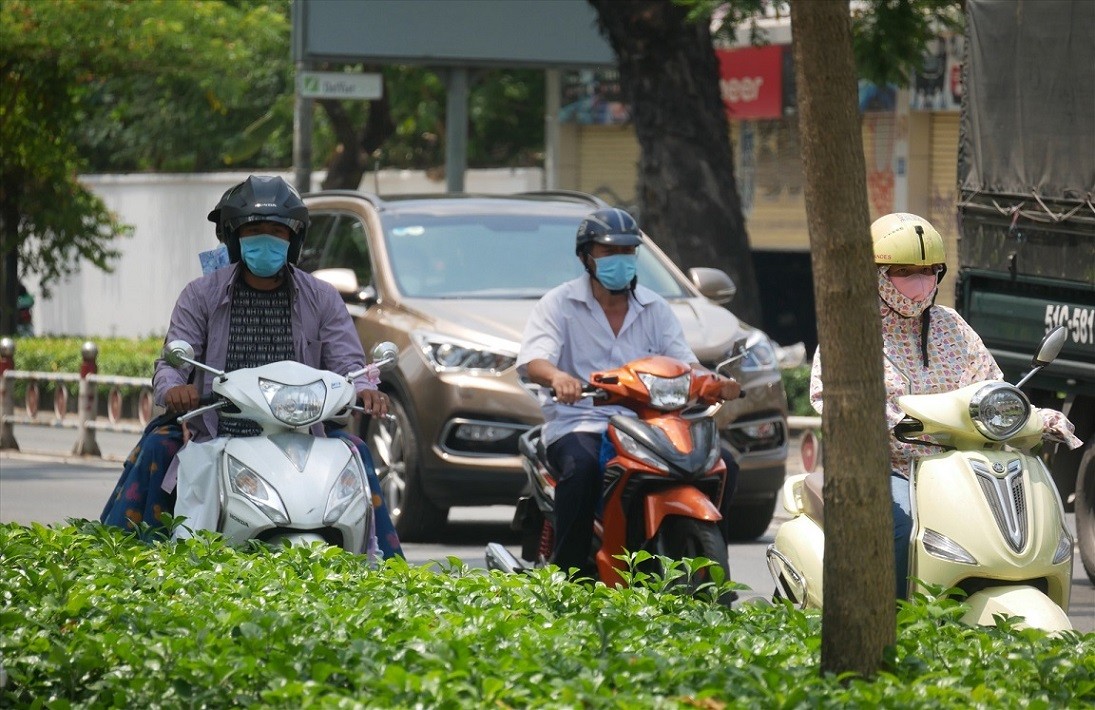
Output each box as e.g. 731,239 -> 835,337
219,175 -> 310,264
575,208 -> 642,255
207,182 -> 244,243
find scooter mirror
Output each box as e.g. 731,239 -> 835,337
164,340 -> 195,368
370,341 -> 399,371
1032,326 -> 1067,367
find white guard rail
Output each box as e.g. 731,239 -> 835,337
0,338 -> 156,458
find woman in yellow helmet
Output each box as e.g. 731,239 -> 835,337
809,212 -> 1081,598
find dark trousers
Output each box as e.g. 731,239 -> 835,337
546,431 -> 740,574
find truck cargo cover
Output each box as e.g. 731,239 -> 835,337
960,0 -> 1095,202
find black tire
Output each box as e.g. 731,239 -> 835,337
724,496 -> 778,541
365,393 -> 447,542
650,516 -> 732,598
1075,446 -> 1095,586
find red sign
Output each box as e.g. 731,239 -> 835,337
716,45 -> 784,119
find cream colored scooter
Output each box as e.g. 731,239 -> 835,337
766,326 -> 1074,632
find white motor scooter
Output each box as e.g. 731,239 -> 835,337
164,340 -> 398,554
766,326 -> 1075,632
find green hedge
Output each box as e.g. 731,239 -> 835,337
1,522 -> 1092,708
10,337 -> 816,416
781,365 -> 814,416
4,336 -> 161,399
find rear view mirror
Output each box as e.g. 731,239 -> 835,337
1032,325 -> 1067,367
164,340 -> 195,368
312,268 -> 360,295
689,267 -> 736,305
370,341 -> 399,371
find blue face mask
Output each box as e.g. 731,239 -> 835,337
239,234 -> 290,277
594,253 -> 638,291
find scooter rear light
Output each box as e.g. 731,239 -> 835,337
922,528 -> 978,565
227,457 -> 289,525
1052,529 -> 1073,565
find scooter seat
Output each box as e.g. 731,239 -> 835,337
803,471 -> 825,524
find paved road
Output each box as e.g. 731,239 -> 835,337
2,423 -> 1092,632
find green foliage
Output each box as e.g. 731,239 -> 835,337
679,0 -> 965,88
10,336 -> 161,378
2,522 -> 1092,707
781,364 -> 814,416
5,336 -> 160,399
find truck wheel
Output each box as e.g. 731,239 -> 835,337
724,496 -> 778,541
1075,447 -> 1095,586
651,516 -> 733,601
366,394 -> 447,542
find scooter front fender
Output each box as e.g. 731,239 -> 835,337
962,585 -> 1072,633
642,486 -> 720,539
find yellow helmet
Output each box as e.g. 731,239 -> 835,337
871,212 -> 945,266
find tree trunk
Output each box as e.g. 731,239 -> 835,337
588,0 -> 761,326
319,82 -> 395,191
1,207 -> 20,337
790,0 -> 895,677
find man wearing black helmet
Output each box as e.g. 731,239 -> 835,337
518,207 -> 742,577
102,175 -> 403,558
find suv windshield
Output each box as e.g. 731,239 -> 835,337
383,212 -> 691,299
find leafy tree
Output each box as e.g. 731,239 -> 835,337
0,0 -> 293,335
313,65 -> 545,190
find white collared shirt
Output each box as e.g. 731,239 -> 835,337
518,276 -> 697,445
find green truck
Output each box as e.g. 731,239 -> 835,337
957,0 -> 1094,582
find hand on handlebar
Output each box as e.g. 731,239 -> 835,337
549,372 -> 587,405
358,389 -> 391,418
165,384 -> 201,413
718,376 -> 743,401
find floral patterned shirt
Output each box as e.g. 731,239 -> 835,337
810,270 -> 1080,477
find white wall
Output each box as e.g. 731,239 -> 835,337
27,168 -> 543,339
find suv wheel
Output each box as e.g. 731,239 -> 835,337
724,496 -> 778,541
366,393 -> 448,542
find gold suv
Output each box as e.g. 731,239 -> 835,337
301,191 -> 788,541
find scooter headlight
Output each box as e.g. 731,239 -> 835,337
637,372 -> 690,410
922,528 -> 978,565
613,427 -> 669,473
1052,528 -> 1074,565
323,460 -> 367,525
968,384 -> 1031,440
227,456 -> 289,524
260,378 -> 327,427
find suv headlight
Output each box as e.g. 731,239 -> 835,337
412,331 -> 517,373
260,378 -> 326,426
968,383 -> 1031,440
740,335 -> 778,372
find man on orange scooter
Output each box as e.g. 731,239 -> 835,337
518,207 -> 742,579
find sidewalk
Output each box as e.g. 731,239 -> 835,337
1,423 -> 142,466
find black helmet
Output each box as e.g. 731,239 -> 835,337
207,182 -> 244,243
219,175 -> 310,264
575,208 -> 642,256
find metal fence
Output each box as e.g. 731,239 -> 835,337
0,338 -> 156,457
